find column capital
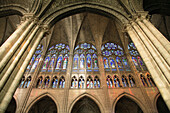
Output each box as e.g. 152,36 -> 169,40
123,23 -> 133,32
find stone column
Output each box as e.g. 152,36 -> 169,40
138,12 -> 170,52
131,21 -> 170,82
125,24 -> 170,110
0,27 -> 46,113
0,18 -> 36,72
63,52 -> 73,113
0,16 -> 32,60
97,53 -> 112,113
136,18 -> 170,66
0,24 -> 39,91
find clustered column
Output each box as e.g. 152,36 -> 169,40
125,15 -> 170,109
0,15 -> 48,113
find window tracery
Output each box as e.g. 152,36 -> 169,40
128,42 -> 147,71
73,43 -> 98,72
26,44 -> 43,73
101,42 -> 131,72
41,43 -> 70,72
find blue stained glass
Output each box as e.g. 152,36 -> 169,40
116,57 -> 123,68
75,45 -> 79,50
84,43 -> 87,49
101,45 -> 104,51
86,54 -> 92,69
27,55 -> 36,71
30,54 -> 41,72
42,55 -> 50,71
55,54 -> 63,69
49,46 -> 54,50
66,45 -> 70,50
109,57 -> 116,70
80,54 -> 85,69
48,54 -> 56,72
132,57 -> 138,66
36,44 -> 41,49
87,44 -> 90,48
92,45 -> 96,50
73,54 -> 79,69
93,54 -> 98,69
103,57 -> 109,68
63,54 -> 68,69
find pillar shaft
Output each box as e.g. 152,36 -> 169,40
131,22 -> 170,82
0,21 -> 36,72
0,18 -> 31,60
137,20 -> 170,66
0,29 -> 45,113
142,19 -> 170,52
126,24 -> 170,110
0,25 -> 39,91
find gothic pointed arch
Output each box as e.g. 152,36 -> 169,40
69,93 -> 104,113
112,93 -> 146,113
25,93 -> 59,113
156,94 -> 169,113
42,3 -> 129,28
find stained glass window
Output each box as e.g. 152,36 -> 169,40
73,43 -> 98,72
36,76 -> 43,88
94,76 -> 100,88
19,77 -> 25,88
40,43 -> 69,72
147,74 -> 155,87
128,42 -> 147,71
59,76 -> 65,88
71,76 -> 78,88
48,54 -> 56,72
23,76 -> 31,88
26,44 -> 43,72
122,75 -> 129,87
113,75 -> 120,87
102,42 -> 130,72
78,76 -> 85,88
52,76 -> 58,88
140,74 -> 148,87
87,76 -> 93,88
106,75 -> 113,88
43,76 -> 50,88
129,75 -> 135,87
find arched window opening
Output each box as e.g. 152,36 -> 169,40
147,74 -> 155,87
23,76 -> 31,88
78,76 -> 85,88
140,74 -> 148,87
73,43 -> 98,72
106,75 -> 113,88
36,76 -> 43,88
101,42 -> 130,72
129,75 -> 135,87
71,76 -> 78,88
128,42 -> 147,71
26,44 -> 43,73
71,96 -> 101,113
40,43 -> 69,73
115,96 -> 143,113
156,95 -> 169,113
94,76 -> 100,88
122,75 -> 129,87
41,54 -> 50,72
28,96 -> 57,113
113,75 -> 120,87
19,76 -> 25,88
87,76 -> 93,88
52,76 -> 58,88
59,76 -> 65,88
43,76 -> 50,88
